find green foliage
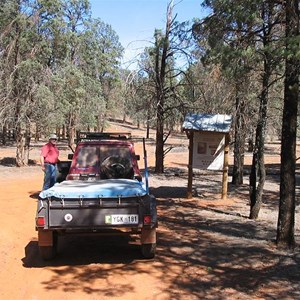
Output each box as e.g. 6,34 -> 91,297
49,63 -> 105,130
193,0 -> 288,138
0,0 -> 123,145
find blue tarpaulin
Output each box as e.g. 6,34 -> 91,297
39,179 -> 147,199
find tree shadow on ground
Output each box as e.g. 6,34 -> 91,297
0,157 -> 37,166
22,237 -> 140,297
150,186 -> 187,199
21,194 -> 300,299
154,198 -> 300,299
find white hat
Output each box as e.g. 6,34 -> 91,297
49,133 -> 58,140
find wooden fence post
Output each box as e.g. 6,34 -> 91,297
187,131 -> 194,199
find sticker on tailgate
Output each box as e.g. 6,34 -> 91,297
105,214 -> 138,225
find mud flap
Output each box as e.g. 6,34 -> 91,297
141,228 -> 156,244
38,230 -> 53,247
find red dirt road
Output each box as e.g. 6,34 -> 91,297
0,169 -> 166,300
0,127 -> 299,300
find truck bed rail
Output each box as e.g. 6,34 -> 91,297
77,132 -> 132,143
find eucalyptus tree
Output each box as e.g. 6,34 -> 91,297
51,0 -> 91,144
80,18 -> 124,128
0,0 -> 52,166
51,63 -> 105,146
39,0 -> 123,145
0,0 -> 74,163
0,0 -> 123,163
31,0 -> 113,145
62,0 -> 91,63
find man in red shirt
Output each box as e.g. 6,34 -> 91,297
40,134 -> 59,190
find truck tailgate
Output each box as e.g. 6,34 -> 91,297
48,198 -> 140,228
49,207 -> 140,228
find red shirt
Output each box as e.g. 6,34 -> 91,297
41,142 -> 59,164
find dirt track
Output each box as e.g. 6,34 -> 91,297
0,126 -> 299,300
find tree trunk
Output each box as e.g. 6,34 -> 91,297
68,113 -> 77,149
249,59 -> 270,219
249,135 -> 266,219
56,127 -> 60,139
249,5 -> 272,219
154,4 -> 172,174
276,0 -> 299,249
155,110 -> 164,173
2,124 -> 7,145
13,14 -> 25,167
146,110 -> 150,139
35,123 -> 40,142
62,124 -> 67,139
15,121 -> 26,167
97,114 -> 104,132
232,89 -> 246,185
24,124 -> 31,165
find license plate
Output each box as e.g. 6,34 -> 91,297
105,214 -> 139,225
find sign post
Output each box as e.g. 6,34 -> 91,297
221,133 -> 230,200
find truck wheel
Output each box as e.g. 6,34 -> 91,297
141,243 -> 156,259
39,233 -> 58,260
39,246 -> 56,260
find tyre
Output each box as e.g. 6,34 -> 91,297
39,245 -> 56,260
141,243 -> 156,259
39,232 -> 58,260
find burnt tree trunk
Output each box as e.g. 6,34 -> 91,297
154,4 -> 173,173
276,0 -> 299,249
155,99 -> 164,173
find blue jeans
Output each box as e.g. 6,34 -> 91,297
43,163 -> 57,190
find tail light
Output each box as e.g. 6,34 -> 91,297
143,215 -> 152,225
36,217 -> 45,227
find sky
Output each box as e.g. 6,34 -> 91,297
89,0 -> 207,69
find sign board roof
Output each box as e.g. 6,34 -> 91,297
183,113 -> 232,133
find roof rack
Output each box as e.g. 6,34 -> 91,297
77,132 -> 132,142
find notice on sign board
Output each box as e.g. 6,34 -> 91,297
193,132 -> 225,170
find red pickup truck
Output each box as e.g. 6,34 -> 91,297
36,132 -> 157,260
